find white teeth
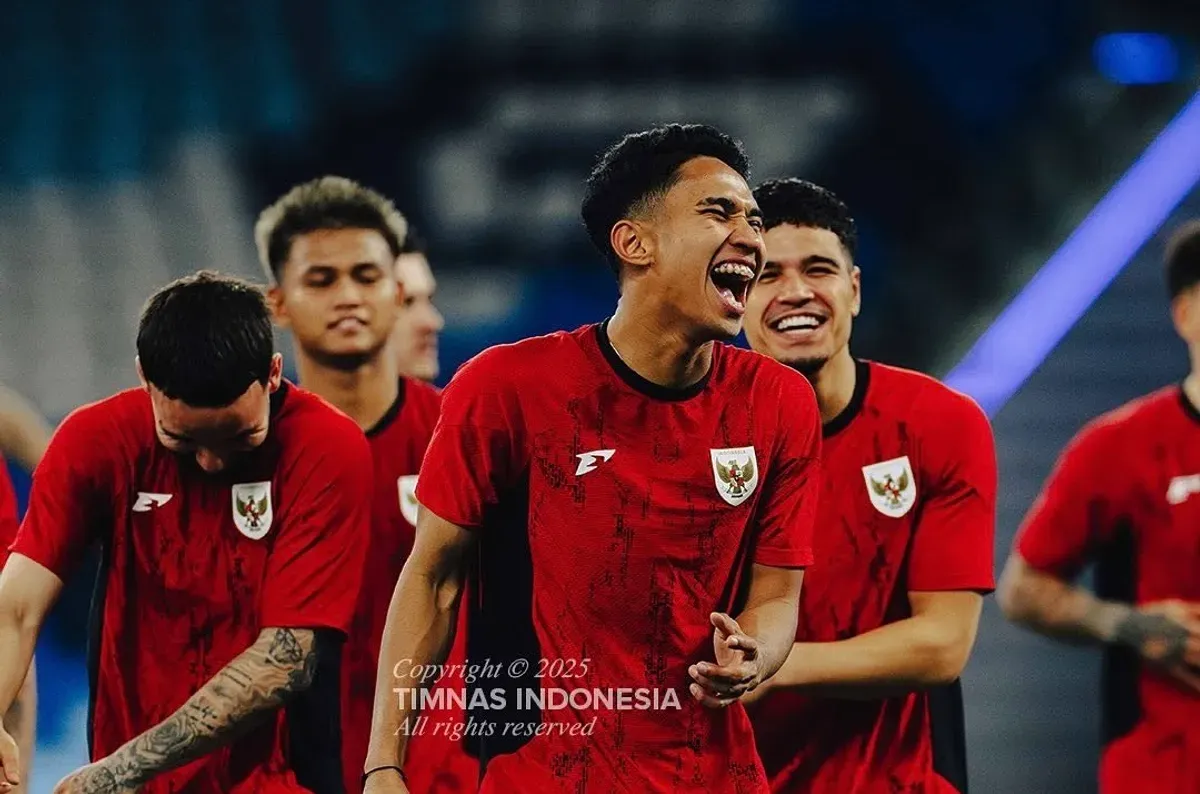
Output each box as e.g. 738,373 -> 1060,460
776,315 -> 820,331
712,262 -> 755,280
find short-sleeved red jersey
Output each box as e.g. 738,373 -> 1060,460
337,378 -> 479,794
1014,385 -> 1200,794
12,383 -> 371,794
415,321 -> 822,794
749,361 -> 996,794
0,453 -> 18,567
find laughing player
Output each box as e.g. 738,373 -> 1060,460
362,124 -> 822,794
0,271 -> 371,794
256,177 -> 475,794
999,220 -> 1200,794
741,179 -> 996,793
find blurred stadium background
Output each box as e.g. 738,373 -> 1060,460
2,1 -> 1200,791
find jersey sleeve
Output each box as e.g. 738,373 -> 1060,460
415,349 -> 523,529
0,456 -> 18,568
259,421 -> 373,635
1013,418 -> 1124,579
11,406 -> 115,580
906,389 -> 997,592
752,371 -> 822,568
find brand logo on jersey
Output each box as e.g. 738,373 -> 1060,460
397,475 -> 420,526
575,449 -> 616,476
711,447 -> 758,506
1167,473 -> 1200,505
132,492 -> 172,513
862,456 -> 916,518
232,481 -> 273,540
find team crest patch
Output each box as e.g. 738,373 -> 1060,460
711,446 -> 759,507
862,456 -> 916,518
232,481 -> 274,539
397,475 -> 420,527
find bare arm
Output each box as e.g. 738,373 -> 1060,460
0,387 -> 53,472
0,555 -> 62,789
761,590 -> 983,701
4,660 -> 35,793
54,626 -> 326,792
363,509 -> 475,788
997,554 -> 1130,644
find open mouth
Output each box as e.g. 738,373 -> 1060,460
769,312 -> 827,337
709,261 -> 756,314
329,316 -> 368,332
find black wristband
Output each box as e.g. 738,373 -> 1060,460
362,765 -> 407,788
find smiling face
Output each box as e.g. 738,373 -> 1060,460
269,227 -> 401,369
744,223 -> 860,373
393,251 -> 444,381
625,156 -> 765,339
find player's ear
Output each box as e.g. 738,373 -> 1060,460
266,286 -> 290,329
848,265 -> 862,318
1171,289 -> 1198,342
267,353 -> 284,391
610,219 -> 654,272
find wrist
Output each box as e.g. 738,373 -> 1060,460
362,764 -> 407,788
1090,601 -> 1136,645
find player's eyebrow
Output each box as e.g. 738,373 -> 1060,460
803,254 -> 843,269
697,196 -> 763,221
159,425 -> 191,442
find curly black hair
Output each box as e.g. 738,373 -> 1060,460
753,178 -> 857,257
581,124 -> 751,274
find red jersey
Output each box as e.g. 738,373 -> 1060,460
0,453 -> 17,566
749,361 -> 996,793
338,378 -> 478,794
415,322 -> 822,794
12,383 -> 371,794
1014,385 -> 1200,794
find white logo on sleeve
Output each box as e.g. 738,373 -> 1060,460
132,492 -> 173,513
711,446 -> 759,506
575,449 -> 616,476
397,475 -> 420,526
1167,473 -> 1200,505
232,481 -> 274,539
862,456 -> 917,518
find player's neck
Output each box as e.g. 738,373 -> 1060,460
811,349 -> 857,424
1184,367 -> 1200,412
295,351 -> 400,431
607,305 -> 713,390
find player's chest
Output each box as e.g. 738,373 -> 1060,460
369,438 -> 426,538
116,464 -> 280,599
526,401 -> 769,521
817,432 -> 922,561
1137,443 -> 1200,563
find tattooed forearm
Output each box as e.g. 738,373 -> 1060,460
100,628 -> 323,788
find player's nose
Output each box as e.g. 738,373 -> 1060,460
778,272 -> 816,303
422,302 -> 444,332
195,449 -> 226,474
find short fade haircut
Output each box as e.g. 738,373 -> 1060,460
753,178 -> 858,258
581,123 -> 751,274
254,176 -> 408,283
137,271 -> 275,408
1166,220 -> 1200,299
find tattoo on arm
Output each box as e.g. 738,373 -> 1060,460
100,628 -> 324,789
1113,612 -> 1189,664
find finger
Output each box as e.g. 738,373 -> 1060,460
689,667 -> 754,698
711,612 -> 741,637
692,662 -> 755,686
725,633 -> 759,655
689,682 -> 736,709
0,737 -> 19,785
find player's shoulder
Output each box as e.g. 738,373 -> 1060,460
55,388 -> 154,457
1072,385 -> 1182,449
275,382 -> 369,453
449,326 -> 594,387
873,362 -> 989,428
718,343 -> 815,396
404,376 -> 443,409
